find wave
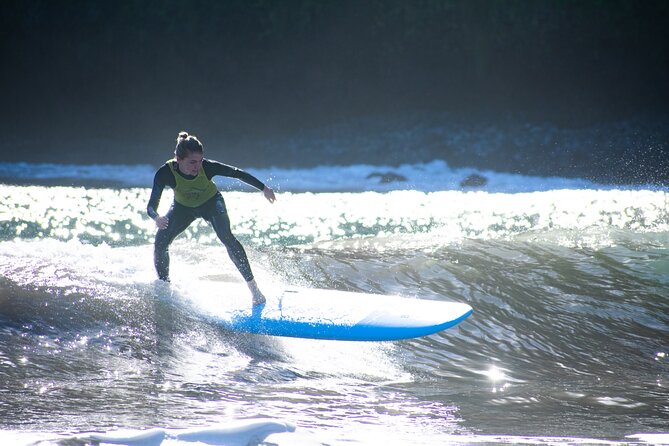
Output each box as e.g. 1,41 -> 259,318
0,185 -> 667,442
0,231 -> 667,441
0,160 -> 619,193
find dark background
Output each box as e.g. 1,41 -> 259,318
2,0 -> 668,184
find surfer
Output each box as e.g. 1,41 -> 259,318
147,131 -> 276,305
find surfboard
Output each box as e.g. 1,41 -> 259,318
196,286 -> 472,341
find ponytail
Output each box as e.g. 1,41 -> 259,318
175,131 -> 204,159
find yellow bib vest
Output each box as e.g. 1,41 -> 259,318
167,160 -> 218,207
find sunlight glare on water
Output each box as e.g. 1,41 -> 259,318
1,187 -> 667,250
485,366 -> 511,394
4,186 -> 157,244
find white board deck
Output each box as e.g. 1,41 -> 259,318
196,286 -> 472,341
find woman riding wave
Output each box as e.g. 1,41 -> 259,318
146,131 -> 276,305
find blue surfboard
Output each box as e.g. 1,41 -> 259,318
195,286 -> 472,341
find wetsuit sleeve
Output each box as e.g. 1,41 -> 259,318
203,159 -> 266,191
146,164 -> 175,219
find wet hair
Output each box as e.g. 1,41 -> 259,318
175,131 -> 204,159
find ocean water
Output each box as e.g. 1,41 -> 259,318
0,161 -> 668,445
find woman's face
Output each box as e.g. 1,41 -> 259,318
176,151 -> 203,176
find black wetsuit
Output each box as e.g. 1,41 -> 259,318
147,159 -> 265,282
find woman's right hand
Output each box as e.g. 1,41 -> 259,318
155,215 -> 169,230
263,186 -> 276,203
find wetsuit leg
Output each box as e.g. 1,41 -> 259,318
205,195 -> 255,282
154,204 -> 196,281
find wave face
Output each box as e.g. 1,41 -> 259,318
0,183 -> 668,445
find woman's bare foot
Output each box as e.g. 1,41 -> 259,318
247,279 -> 266,306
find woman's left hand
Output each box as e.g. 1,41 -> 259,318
263,186 -> 276,203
